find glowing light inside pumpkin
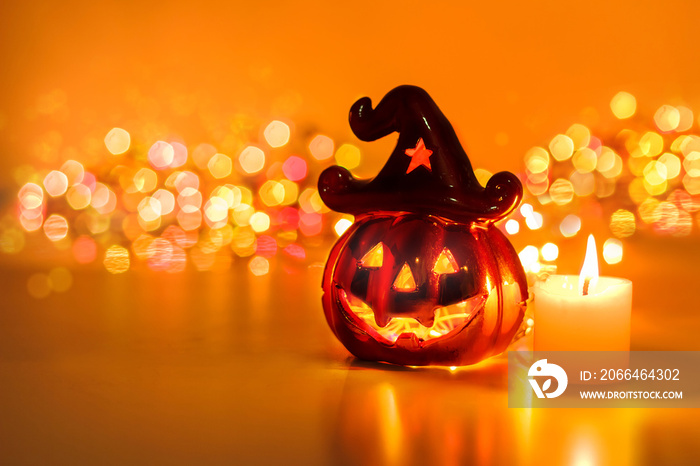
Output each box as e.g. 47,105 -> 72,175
340,289 -> 485,343
392,263 -> 416,292
433,248 -> 459,274
360,243 -> 383,268
579,234 -> 599,296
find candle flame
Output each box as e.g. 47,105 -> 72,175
579,234 -> 599,295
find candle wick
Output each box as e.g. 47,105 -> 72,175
582,277 -> 591,296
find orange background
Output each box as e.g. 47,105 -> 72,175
2,0 -> 700,186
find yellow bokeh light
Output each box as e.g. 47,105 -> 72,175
526,178 -> 549,197
208,153 -> 232,179
43,214 -> 69,241
518,245 -> 539,269
334,218 -> 353,236
524,147 -> 549,174
671,209 -> 693,237
153,189 -> 175,215
638,132 -> 664,157
66,184 -> 92,210
259,180 -> 285,206
250,211 -> 271,233
249,256 -> 270,276
504,219 -> 519,235
104,127 -> 131,155
138,197 -> 162,222
683,174 -> 700,195
91,183 -> 109,209
19,213 -> 43,232
177,208 -> 202,231
653,201 -> 680,233
231,226 -> 257,257
173,171 -> 200,193
133,168 -> 158,193
628,178 -> 648,204
263,120 -> 291,148
541,243 -> 559,261
299,188 -> 325,213
597,148 -> 623,179
549,134 -> 575,162
204,197 -> 230,223
610,209 -> 636,238
658,153 -> 681,179
549,178 -> 574,205
104,245 -> 130,274
239,146 -> 266,174
192,143 -> 216,171
638,198 -> 660,224
132,234 -> 155,260
643,178 -> 667,196
610,91 -> 636,119
680,135 -> 700,157
148,141 -> 175,169
684,151 -> 700,177
309,135 -> 335,161
60,160 -> 84,186
524,211 -> 543,230
671,135 -> 689,154
560,214 -> 581,237
19,182 -> 44,205
603,238 -> 623,264
654,105 -> 680,132
43,170 -> 68,197
676,106 -> 694,132
570,172 -> 595,197
566,124 -> 591,150
279,179 -> 299,206
177,187 -> 202,210
232,204 -> 255,226
572,148 -> 597,173
643,160 -> 668,186
335,144 -> 361,170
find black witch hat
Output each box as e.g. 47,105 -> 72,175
318,85 -> 522,223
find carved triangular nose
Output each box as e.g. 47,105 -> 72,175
392,263 -> 416,292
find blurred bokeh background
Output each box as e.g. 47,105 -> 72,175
3,0 -> 700,185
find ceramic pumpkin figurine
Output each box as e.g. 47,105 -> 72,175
319,85 -> 527,366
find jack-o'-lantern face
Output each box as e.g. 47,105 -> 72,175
322,214 -> 527,366
318,85 -> 528,366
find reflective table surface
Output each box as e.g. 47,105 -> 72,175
1,236 -> 699,465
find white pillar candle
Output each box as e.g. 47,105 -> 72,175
533,275 -> 632,351
533,235 -> 633,351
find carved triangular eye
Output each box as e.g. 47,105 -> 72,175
360,242 -> 383,268
433,248 -> 459,274
393,263 -> 417,292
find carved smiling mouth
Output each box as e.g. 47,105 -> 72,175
337,288 -> 486,345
